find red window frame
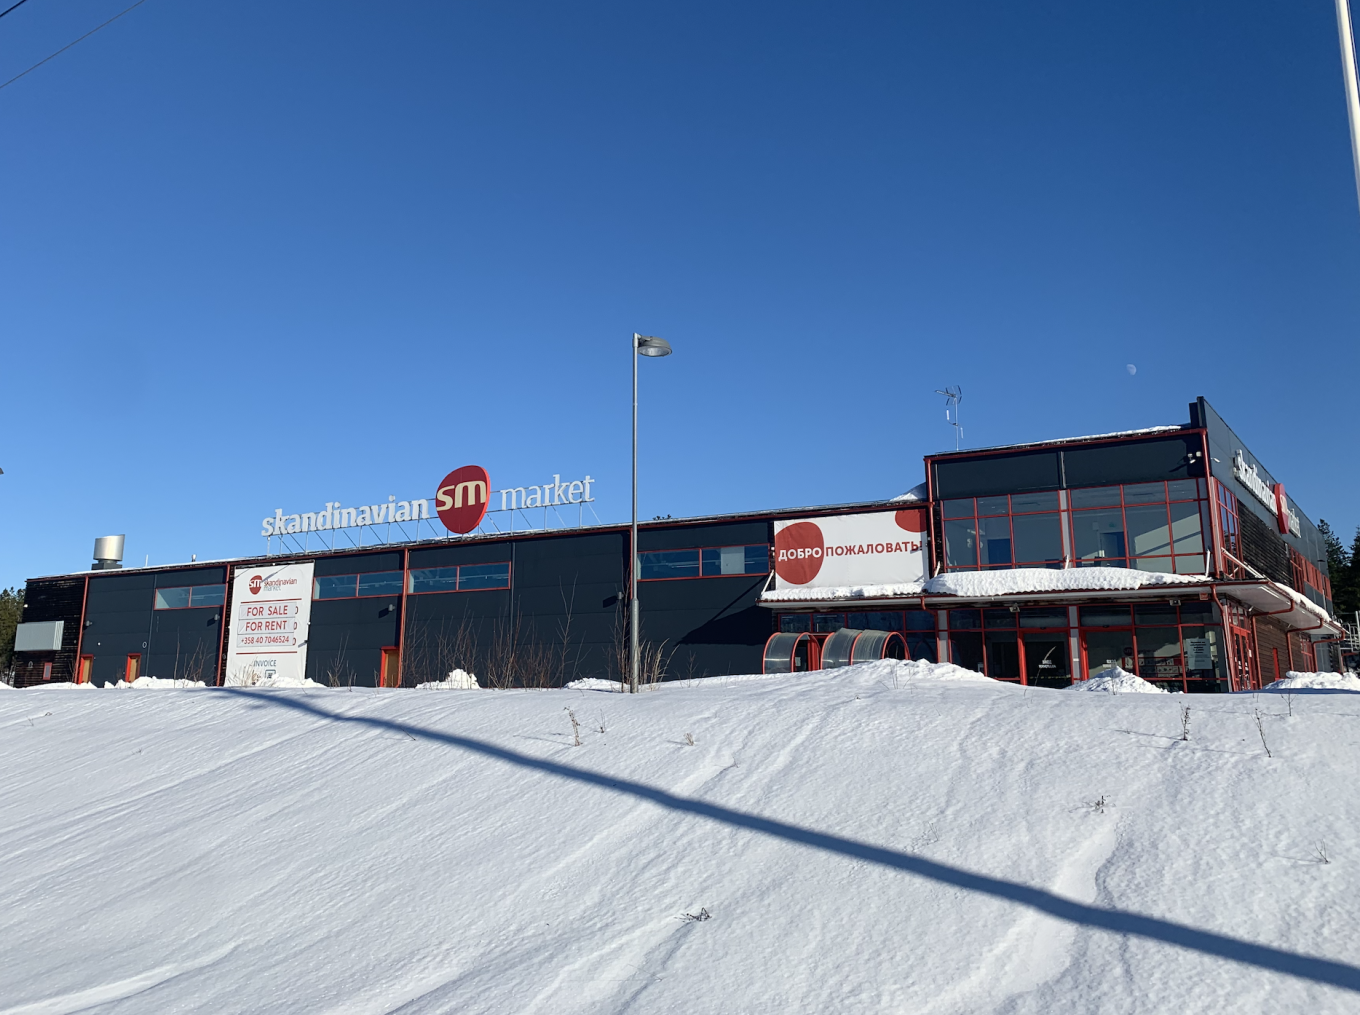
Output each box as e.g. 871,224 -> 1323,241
312,571 -> 407,601
945,607 -> 1071,685
153,585 -> 228,610
940,493 -> 1064,571
406,562 -> 512,595
1067,479 -> 1207,574
637,544 -> 770,582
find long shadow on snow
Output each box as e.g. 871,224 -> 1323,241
232,689 -> 1360,993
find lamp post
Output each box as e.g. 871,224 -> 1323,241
631,332 -> 672,693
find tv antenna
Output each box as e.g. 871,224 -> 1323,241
936,386 -> 963,450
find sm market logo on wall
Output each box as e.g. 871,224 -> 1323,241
261,465 -> 597,539
773,509 -> 927,590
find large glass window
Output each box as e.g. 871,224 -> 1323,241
407,563 -> 510,594
946,606 -> 1070,687
640,545 -> 768,580
315,571 -> 407,599
154,585 -> 226,610
1078,599 -> 1225,691
1069,480 -> 1206,573
943,494 -> 1063,570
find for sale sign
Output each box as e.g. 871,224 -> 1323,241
224,561 -> 315,685
773,509 -> 927,589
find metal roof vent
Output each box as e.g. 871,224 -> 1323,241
92,534 -> 125,570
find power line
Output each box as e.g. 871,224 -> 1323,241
0,0 -> 147,93
0,0 -> 35,22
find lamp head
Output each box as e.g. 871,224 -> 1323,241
634,334 -> 672,357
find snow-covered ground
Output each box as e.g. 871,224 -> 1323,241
4,661 -> 1360,1013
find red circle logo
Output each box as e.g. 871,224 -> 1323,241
895,508 -> 927,534
248,575 -> 264,595
774,521 -> 825,585
436,465 -> 491,534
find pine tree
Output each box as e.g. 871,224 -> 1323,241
1319,519 -> 1349,583
1342,528 -> 1360,620
0,587 -> 23,672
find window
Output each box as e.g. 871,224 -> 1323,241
1216,483 -> 1240,562
313,571 -> 406,600
154,585 -> 227,609
949,606 -> 1071,687
1070,480 -> 1206,573
639,544 -> 768,581
942,494 -> 1062,570
408,563 -> 510,594
1077,600 -> 1225,692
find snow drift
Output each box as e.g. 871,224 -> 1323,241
1068,666 -> 1167,694
1264,671 -> 1360,693
3,664 -> 1359,1013
416,668 -> 481,690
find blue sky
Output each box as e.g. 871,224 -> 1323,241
2,0 -> 1358,586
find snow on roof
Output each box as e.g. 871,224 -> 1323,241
760,581 -> 926,603
926,567 -> 1209,597
759,566 -> 1210,603
890,482 -> 928,503
932,424 -> 1184,458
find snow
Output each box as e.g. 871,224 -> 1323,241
926,567 -> 1209,597
1264,671 -> 1360,693
890,481 -> 928,502
760,567 -> 1209,603
416,668 -> 481,690
222,672 -> 325,689
565,676 -> 627,691
118,676 -> 208,689
5,667 -> 1360,1012
761,580 -> 925,602
1070,666 -> 1167,694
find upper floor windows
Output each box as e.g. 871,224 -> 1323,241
1070,479 -> 1206,574
154,585 -> 226,610
313,571 -> 405,600
407,562 -> 511,594
639,544 -> 769,581
942,479 -> 1208,574
943,491 -> 1062,570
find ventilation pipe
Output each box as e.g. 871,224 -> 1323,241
92,535 -> 125,570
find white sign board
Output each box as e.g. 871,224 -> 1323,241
773,509 -> 928,589
1183,637 -> 1212,672
225,561 -> 314,686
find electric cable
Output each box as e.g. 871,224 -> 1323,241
0,0 -> 147,92
0,0 -> 35,22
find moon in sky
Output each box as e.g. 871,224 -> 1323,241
1126,364 -> 1137,375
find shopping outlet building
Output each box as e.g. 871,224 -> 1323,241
10,397 -> 1346,691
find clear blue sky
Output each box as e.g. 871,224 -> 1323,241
2,0 -> 1358,586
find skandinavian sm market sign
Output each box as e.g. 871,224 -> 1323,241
261,466 -> 596,539
1231,451 -> 1300,538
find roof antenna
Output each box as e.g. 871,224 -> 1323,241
935,386 -> 963,450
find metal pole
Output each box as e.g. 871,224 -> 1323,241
1336,0 -> 1360,215
631,330 -> 641,688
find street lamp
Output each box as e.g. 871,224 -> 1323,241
631,332 -> 672,693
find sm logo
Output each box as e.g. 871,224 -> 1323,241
248,575 -> 264,595
436,465 -> 490,534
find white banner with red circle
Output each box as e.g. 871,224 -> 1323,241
773,509 -> 927,589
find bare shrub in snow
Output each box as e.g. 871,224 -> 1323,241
1255,709 -> 1272,759
1180,706 -> 1191,742
684,732 -> 695,746
680,908 -> 711,922
1313,841 -> 1331,865
566,709 -> 581,747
